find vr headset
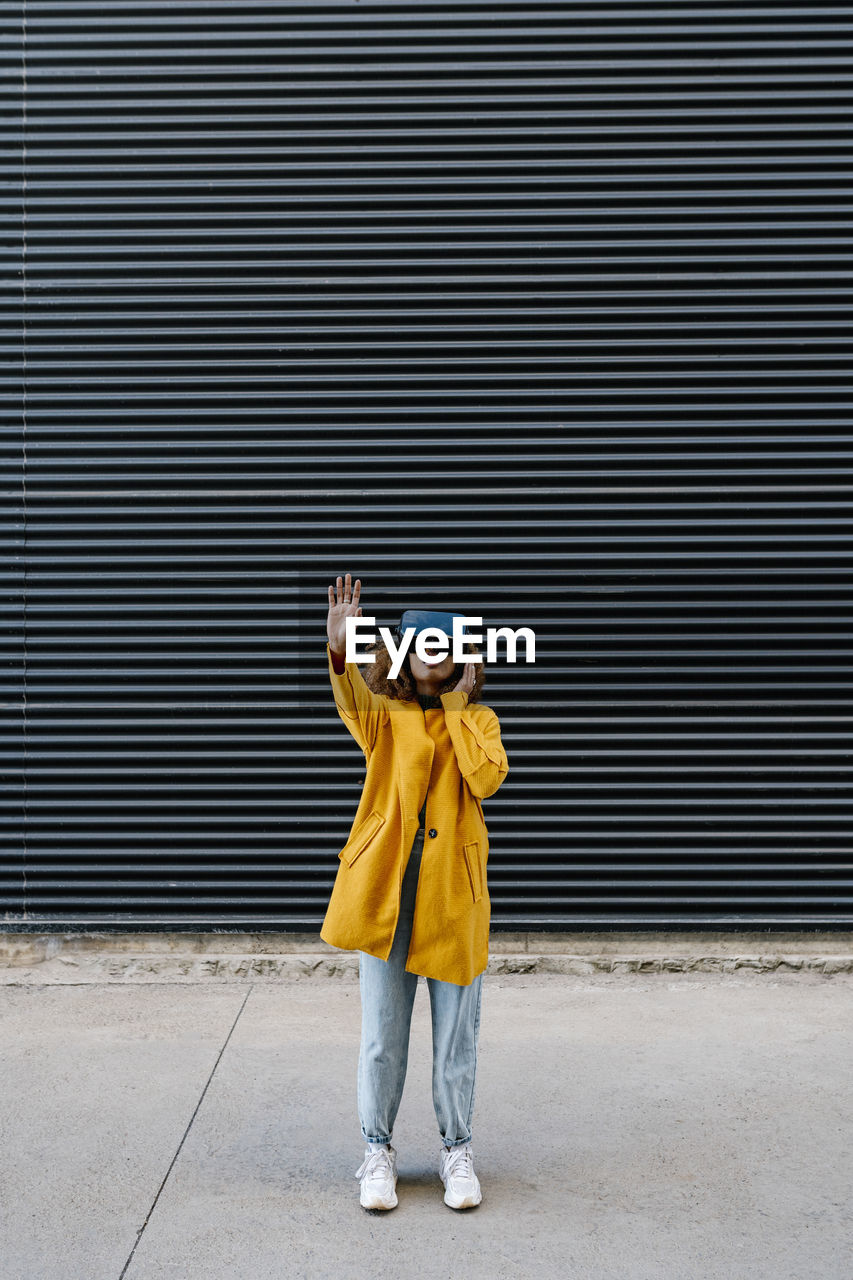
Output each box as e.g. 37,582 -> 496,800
392,609 -> 472,647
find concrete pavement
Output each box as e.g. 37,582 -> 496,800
1,964 -> 851,1279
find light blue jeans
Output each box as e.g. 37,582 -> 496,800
357,824 -> 484,1149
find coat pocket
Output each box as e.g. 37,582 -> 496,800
463,839 -> 484,903
338,808 -> 386,867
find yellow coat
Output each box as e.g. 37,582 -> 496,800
319,642 -> 509,985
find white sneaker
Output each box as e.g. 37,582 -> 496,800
355,1143 -> 398,1210
439,1140 -> 482,1209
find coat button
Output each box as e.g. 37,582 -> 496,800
428,828 -> 437,838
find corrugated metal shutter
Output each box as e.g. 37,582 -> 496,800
4,2 -> 852,931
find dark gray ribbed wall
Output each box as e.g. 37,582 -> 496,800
3,2 -> 852,929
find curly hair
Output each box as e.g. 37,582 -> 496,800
361,637 -> 487,703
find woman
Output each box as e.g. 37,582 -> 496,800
322,573 -> 509,1212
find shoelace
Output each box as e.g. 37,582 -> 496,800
443,1143 -> 474,1181
355,1147 -> 395,1182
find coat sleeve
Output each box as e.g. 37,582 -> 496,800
439,691 -> 509,799
326,641 -> 387,755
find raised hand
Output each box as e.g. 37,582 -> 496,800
327,573 -> 364,655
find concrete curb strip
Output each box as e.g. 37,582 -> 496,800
1,930 -> 852,981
